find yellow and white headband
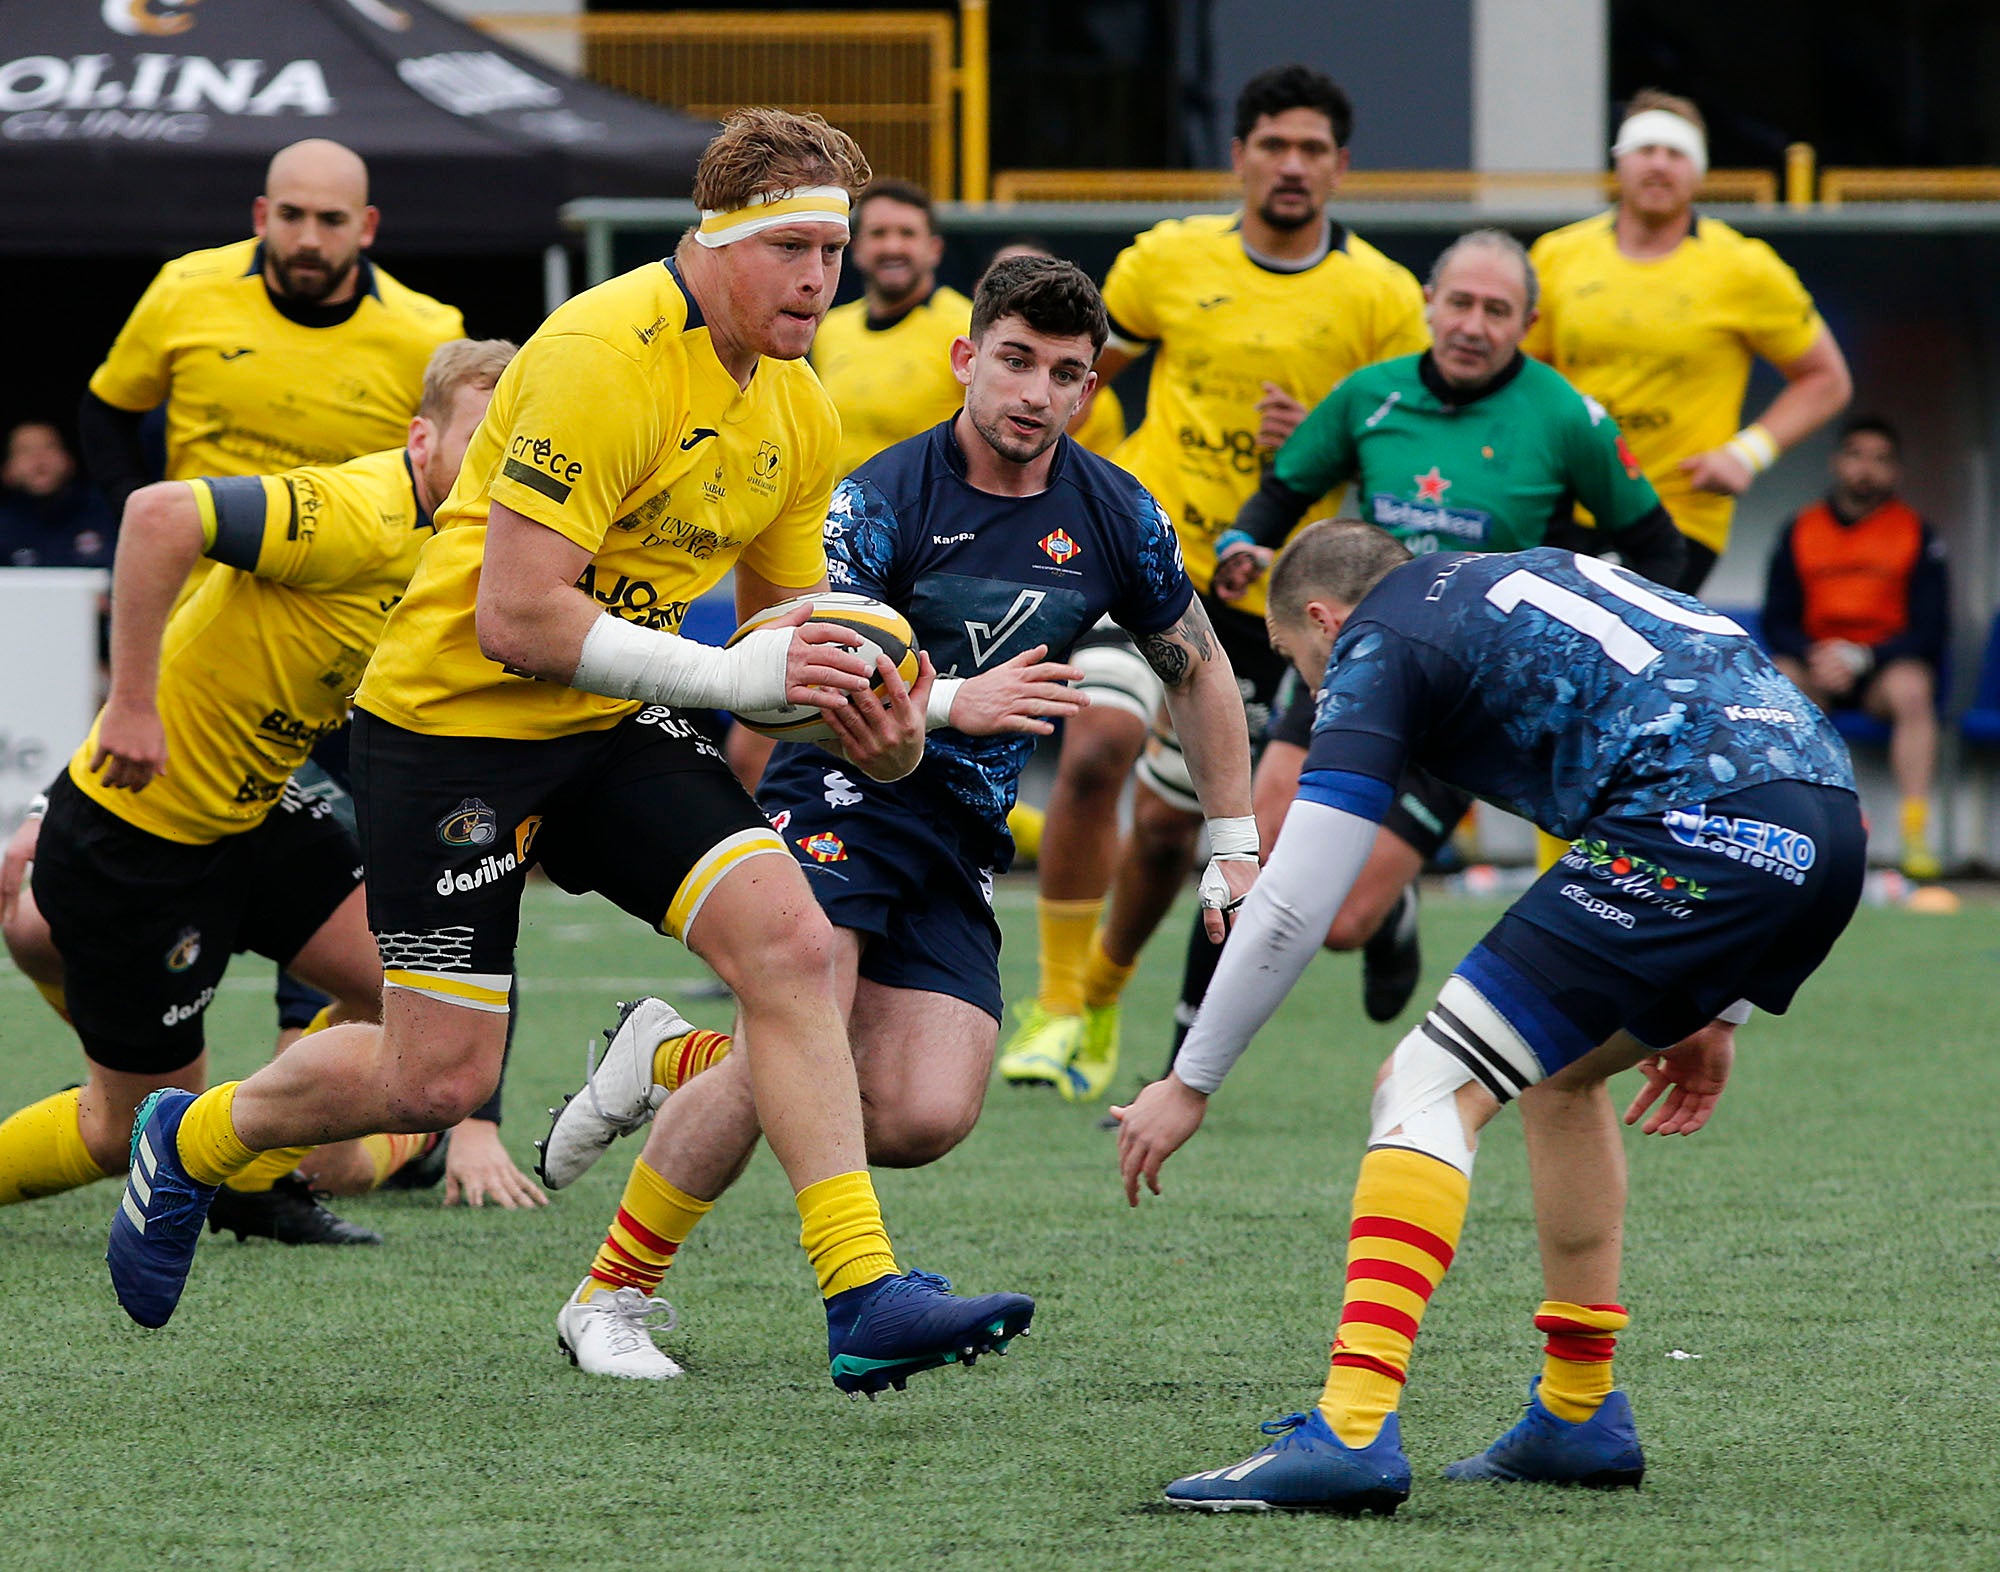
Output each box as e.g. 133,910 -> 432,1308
1611,109 -> 1707,175
694,186 -> 852,248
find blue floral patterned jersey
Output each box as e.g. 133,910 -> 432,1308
1300,548 -> 1855,838
778,418 -> 1193,870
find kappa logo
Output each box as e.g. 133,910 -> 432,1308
768,809 -> 793,835
164,926 -> 202,973
964,589 -> 1047,667
822,770 -> 863,808
798,831 -> 847,863
1039,528 -> 1079,565
436,797 -> 498,848
1560,883 -> 1636,929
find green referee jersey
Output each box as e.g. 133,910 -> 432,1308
1274,352 -> 1662,553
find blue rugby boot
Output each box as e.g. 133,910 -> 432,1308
825,1269 -> 1034,1397
1442,1378 -> 1644,1488
1165,1408 -> 1412,1514
107,1089 -> 218,1329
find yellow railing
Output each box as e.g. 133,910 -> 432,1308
476,11 -> 962,197
991,167 -> 1781,205
1821,167 -> 2000,205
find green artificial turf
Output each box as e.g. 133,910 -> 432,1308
1,878 -> 1996,1571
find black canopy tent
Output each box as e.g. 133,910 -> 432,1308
0,0 -> 715,254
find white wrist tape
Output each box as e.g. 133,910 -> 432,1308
1724,423 -> 1778,477
1205,815 -> 1260,860
24,792 -> 48,821
1717,998 -> 1754,1026
925,676 -> 964,732
570,614 -> 791,712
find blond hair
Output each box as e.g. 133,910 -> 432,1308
1267,520 -> 1413,625
691,107 -> 871,213
1624,88 -> 1705,138
418,338 -> 515,423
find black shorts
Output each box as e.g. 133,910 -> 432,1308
1461,779 -> 1866,1071
1267,674 -> 1472,860
34,770 -> 362,1073
757,747 -> 1004,1021
351,705 -> 785,1011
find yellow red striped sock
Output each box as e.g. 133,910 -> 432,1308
1081,930 -> 1138,1010
652,1030 -> 732,1093
1318,1147 -> 1471,1445
584,1158 -> 712,1300
175,1082 -> 258,1187
796,1169 -> 898,1297
1535,1299 -> 1629,1421
359,1132 -> 435,1189
1036,898 -> 1100,1016
0,1086 -> 108,1205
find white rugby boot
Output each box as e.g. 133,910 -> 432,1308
556,1281 -> 684,1379
535,997 -> 688,1189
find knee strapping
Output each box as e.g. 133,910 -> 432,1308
1369,974 -> 1547,1177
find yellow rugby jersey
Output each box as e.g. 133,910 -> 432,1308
1524,212 -> 1826,554
89,237 -> 464,480
1102,214 -> 1428,615
68,447 -> 434,845
810,285 -> 973,477
1072,383 -> 1126,458
359,259 -> 835,741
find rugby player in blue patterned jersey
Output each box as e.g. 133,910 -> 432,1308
1117,522 -> 1862,1512
539,256 -> 1259,1380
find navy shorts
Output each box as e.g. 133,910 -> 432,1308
1465,779 -> 1865,1070
758,746 -> 1003,1022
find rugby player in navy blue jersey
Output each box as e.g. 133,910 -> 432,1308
1118,521 -> 1862,1512
538,256 -> 1259,1380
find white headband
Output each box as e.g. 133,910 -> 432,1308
1611,109 -> 1707,175
693,185 -> 852,249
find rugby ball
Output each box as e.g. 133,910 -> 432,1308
727,592 -> 921,743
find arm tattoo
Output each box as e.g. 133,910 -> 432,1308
1137,599 -> 1218,692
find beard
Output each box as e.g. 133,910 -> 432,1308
969,402 -> 1061,467
270,249 -> 358,304
1257,191 -> 1318,233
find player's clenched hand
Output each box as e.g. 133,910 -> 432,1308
1255,382 -> 1308,451
825,650 -> 931,781
443,1117 -> 548,1209
764,603 -> 874,709
1112,1073 -> 1208,1206
1198,856 -> 1258,943
0,813 -> 38,927
1212,542 -> 1274,603
1679,445 -> 1755,496
951,645 -> 1087,736
1623,1019 -> 1735,1136
89,697 -> 169,792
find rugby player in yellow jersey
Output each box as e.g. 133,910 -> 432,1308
109,112 -> 1041,1395
1525,90 -> 1852,593
810,179 -> 974,479
0,340 -> 511,1243
66,136 -> 466,1057
998,65 -> 1428,1103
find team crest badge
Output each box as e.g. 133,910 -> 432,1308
1039,528 -> 1079,564
164,927 -> 202,973
436,797 -> 498,848
798,831 -> 848,863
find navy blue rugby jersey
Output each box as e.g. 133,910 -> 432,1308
1300,547 -> 1855,839
776,418 -> 1193,869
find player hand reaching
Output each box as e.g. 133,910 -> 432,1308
443,1117 -> 549,1209
825,649 -> 933,782
1211,540 -> 1274,602
1623,1019 -> 1736,1135
760,601 -> 877,709
1111,1073 -> 1209,1205
942,644 -> 1088,736
89,694 -> 170,792
1679,444 -> 1756,497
